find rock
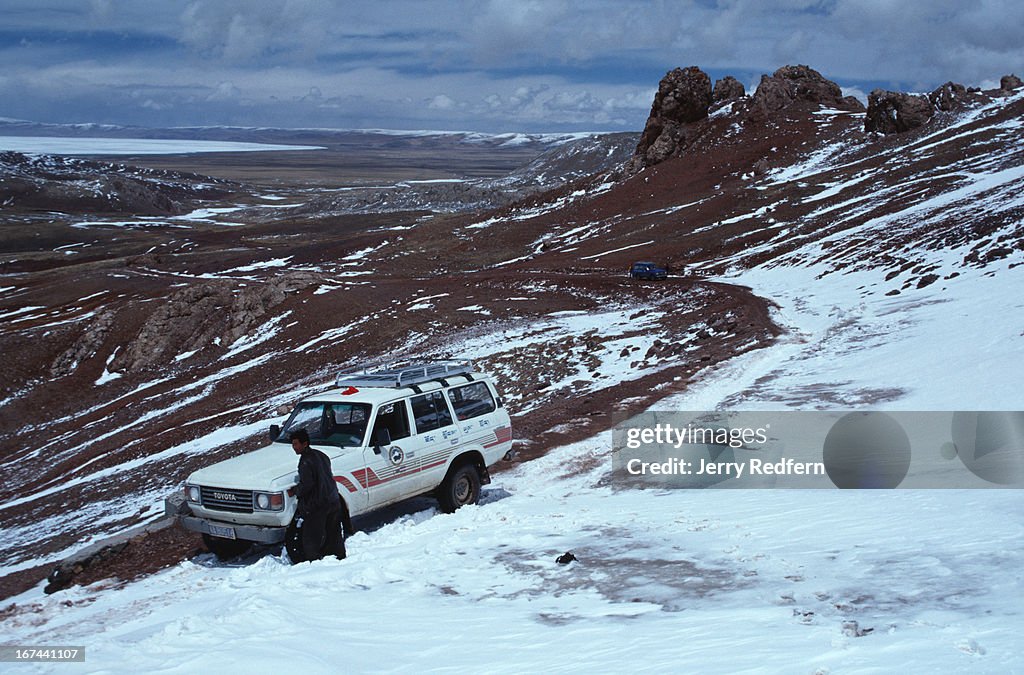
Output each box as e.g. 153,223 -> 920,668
749,65 -> 859,118
1001,74 -> 1023,91
842,620 -> 874,637
556,551 -> 577,564
865,90 -> 933,134
929,81 -> 968,112
630,66 -> 712,170
112,273 -> 316,373
50,310 -> 115,377
713,76 -> 745,104
840,95 -> 866,110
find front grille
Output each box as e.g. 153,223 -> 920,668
200,486 -> 253,513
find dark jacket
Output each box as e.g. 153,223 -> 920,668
294,448 -> 340,516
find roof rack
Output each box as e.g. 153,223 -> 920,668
335,360 -> 476,390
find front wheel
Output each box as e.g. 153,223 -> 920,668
202,533 -> 251,561
437,463 -> 482,513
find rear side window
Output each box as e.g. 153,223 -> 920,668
411,390 -> 454,433
447,382 -> 496,421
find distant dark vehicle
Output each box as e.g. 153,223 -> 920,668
629,261 -> 668,280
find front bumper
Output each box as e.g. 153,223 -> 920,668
165,494 -> 286,545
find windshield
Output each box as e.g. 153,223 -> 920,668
275,401 -> 371,448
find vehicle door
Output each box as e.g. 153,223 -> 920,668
408,389 -> 461,492
281,401 -> 371,514
356,399 -> 418,508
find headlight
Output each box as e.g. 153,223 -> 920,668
253,491 -> 285,511
185,485 -> 201,503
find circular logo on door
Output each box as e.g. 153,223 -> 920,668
388,445 -> 405,466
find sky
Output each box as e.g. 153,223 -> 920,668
1,0 -> 1022,133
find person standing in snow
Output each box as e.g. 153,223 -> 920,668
287,429 -> 346,562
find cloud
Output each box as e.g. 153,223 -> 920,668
0,1 -> 1020,130
427,94 -> 457,110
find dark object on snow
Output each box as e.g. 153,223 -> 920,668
45,541 -> 129,594
556,551 -> 577,564
842,620 -> 874,637
865,90 -> 933,134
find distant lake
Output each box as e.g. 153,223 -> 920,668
0,136 -> 325,156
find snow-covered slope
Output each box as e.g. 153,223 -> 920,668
3,365 -> 1021,673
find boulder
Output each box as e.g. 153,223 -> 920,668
713,76 -> 745,104
1001,74 -> 1023,91
631,66 -> 712,169
750,65 -> 858,116
929,81 -> 968,112
865,89 -> 933,134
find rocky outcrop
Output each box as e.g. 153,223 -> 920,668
111,273 -> 316,373
865,90 -> 934,134
1001,74 -> 1023,91
749,65 -> 863,119
929,82 -> 969,112
630,67 -> 713,170
50,310 -> 115,377
0,151 -> 235,215
713,76 -> 745,104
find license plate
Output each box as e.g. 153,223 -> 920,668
208,524 -> 236,539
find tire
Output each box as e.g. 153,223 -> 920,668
202,533 -> 251,561
437,463 -> 482,513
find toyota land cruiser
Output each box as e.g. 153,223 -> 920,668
166,362 -> 513,561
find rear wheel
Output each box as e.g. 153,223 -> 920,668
202,533 -> 251,561
437,463 -> 482,513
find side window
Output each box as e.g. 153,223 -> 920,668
372,400 -> 411,442
411,390 -> 454,434
447,382 -> 496,421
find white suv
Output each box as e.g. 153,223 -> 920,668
167,362 -> 513,560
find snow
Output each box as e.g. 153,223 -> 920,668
3,429 -> 1020,672
0,305 -> 45,320
579,240 -> 656,260
172,206 -> 247,223
220,311 -> 293,360
0,136 -> 325,156
94,351 -> 123,385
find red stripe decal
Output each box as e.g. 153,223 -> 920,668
484,427 -> 513,448
352,467 -> 382,488
335,476 -> 358,493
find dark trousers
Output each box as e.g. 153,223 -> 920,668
300,501 -> 346,562
300,508 -> 328,561
323,501 -> 346,560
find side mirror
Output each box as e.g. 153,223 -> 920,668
372,427 -> 391,454
269,424 -> 281,442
